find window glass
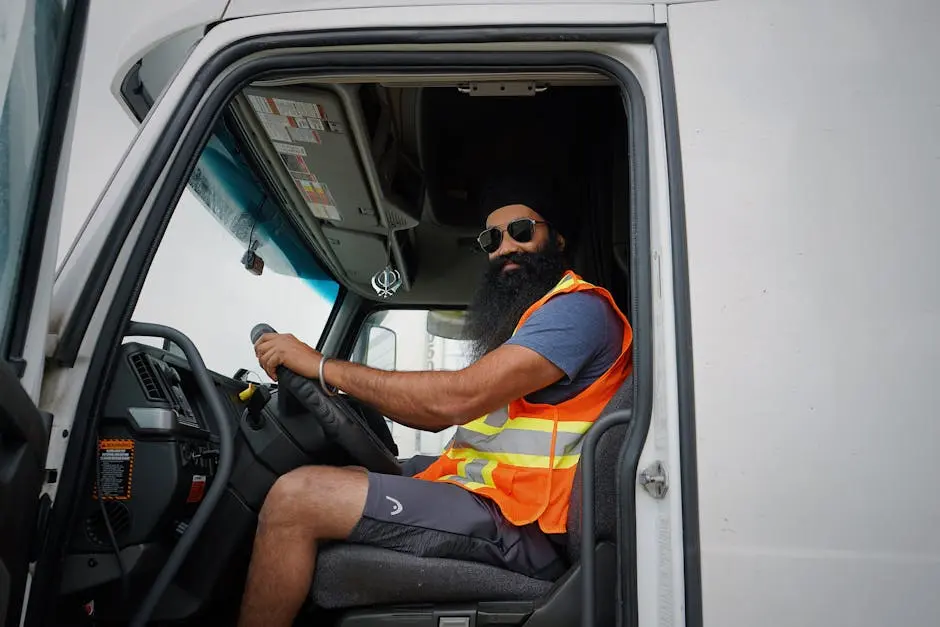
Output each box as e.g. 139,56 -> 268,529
0,0 -> 73,354
350,309 -> 473,457
130,130 -> 339,380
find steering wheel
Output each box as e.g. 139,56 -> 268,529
251,324 -> 401,475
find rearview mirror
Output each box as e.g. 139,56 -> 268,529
426,310 -> 467,340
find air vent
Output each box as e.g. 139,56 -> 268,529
85,501 -> 132,547
385,206 -> 415,230
130,353 -> 167,402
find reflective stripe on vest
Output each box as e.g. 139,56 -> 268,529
447,409 -> 591,467
414,270 -> 633,533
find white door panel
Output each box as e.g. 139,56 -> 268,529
669,0 -> 940,625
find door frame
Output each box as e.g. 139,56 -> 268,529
651,27 -> 702,627
0,1 -> 90,625
3,0 -> 90,377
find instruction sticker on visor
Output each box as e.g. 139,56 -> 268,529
287,127 -> 322,144
272,98 -> 302,117
273,141 -> 306,156
280,152 -> 313,177
296,179 -> 340,221
94,439 -> 135,500
247,94 -> 272,114
261,119 -> 291,143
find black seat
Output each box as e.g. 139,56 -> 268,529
308,374 -> 634,626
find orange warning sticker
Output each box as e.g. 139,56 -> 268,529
94,439 -> 134,500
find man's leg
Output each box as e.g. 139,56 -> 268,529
344,473 -> 566,581
237,465 -> 368,627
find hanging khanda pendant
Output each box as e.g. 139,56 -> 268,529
371,265 -> 402,298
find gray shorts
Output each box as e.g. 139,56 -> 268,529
347,472 -> 566,581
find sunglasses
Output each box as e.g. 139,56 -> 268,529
477,218 -> 547,254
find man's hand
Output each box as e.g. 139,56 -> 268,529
254,333 -> 322,381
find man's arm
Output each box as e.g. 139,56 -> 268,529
324,345 -> 563,430
254,333 -> 564,431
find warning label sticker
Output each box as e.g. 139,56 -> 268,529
251,94 -> 344,145
258,112 -> 288,126
257,111 -> 323,144
296,179 -> 340,221
287,126 -> 321,144
280,153 -> 312,177
95,439 -> 134,500
187,475 -> 207,504
273,141 -> 306,156
261,119 -> 291,143
247,94 -> 272,114
272,98 -> 302,117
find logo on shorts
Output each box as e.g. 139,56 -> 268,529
385,496 -> 403,516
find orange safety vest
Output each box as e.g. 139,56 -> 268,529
415,270 -> 633,534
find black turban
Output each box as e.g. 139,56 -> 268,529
476,171 -> 569,236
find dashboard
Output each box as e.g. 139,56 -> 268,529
54,340 -> 385,624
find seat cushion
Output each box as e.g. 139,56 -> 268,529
311,543 -> 554,609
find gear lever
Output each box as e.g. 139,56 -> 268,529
250,323 -> 276,344
250,323 -> 308,418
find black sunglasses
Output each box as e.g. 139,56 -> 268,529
477,218 -> 547,254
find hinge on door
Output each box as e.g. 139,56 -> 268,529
638,460 -> 669,499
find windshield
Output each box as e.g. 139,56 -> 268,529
131,123 -> 339,381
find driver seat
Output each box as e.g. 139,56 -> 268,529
307,374 -> 635,627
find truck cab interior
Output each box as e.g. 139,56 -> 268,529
48,67 -> 641,627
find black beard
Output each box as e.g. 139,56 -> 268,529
463,242 -> 567,362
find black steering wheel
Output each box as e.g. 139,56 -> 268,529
251,324 -> 401,475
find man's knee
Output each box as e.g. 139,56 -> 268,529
260,465 -> 369,537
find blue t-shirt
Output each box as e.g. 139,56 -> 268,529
505,291 -> 624,405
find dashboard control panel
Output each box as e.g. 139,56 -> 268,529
65,343 -> 218,574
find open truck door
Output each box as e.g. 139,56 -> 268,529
0,1 -> 90,625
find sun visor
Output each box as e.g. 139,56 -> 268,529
237,84 -> 420,297
242,86 -> 380,229
320,226 -> 389,286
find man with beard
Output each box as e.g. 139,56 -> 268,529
239,176 -> 633,627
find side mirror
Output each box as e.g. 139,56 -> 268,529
426,310 -> 467,340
